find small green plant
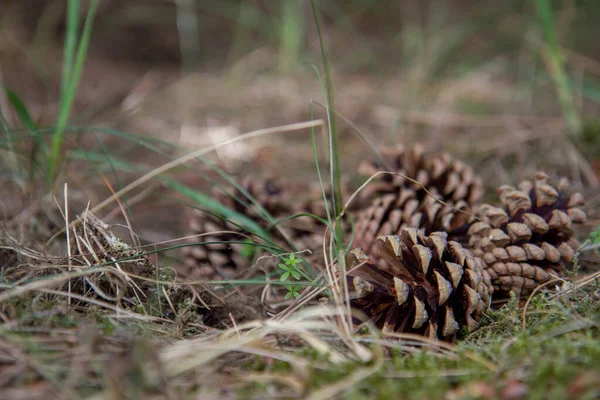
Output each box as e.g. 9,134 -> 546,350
279,252 -> 302,281
284,284 -> 301,300
279,253 -> 308,300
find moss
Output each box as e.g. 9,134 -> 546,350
229,282 -> 599,399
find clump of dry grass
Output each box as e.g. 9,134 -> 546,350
0,202 -> 211,329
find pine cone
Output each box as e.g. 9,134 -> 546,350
180,177 -> 293,282
357,145 -> 483,205
467,172 -> 586,299
353,145 -> 482,268
348,228 -> 493,341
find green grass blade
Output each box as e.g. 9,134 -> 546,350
0,104 -> 19,172
536,0 -> 580,136
160,178 -> 273,242
279,1 -> 304,73
272,213 -> 329,230
4,89 -> 37,132
68,149 -> 140,174
3,88 -> 43,178
61,0 -> 80,99
48,0 -> 99,185
309,89 -> 332,226
198,159 -> 277,224
310,0 -> 343,252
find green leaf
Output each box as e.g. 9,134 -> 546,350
281,272 -> 289,282
291,271 -> 301,280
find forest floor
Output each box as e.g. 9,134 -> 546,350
1,1 -> 599,398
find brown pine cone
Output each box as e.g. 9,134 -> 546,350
180,177 -> 293,283
467,172 -> 586,299
348,228 -> 493,342
353,145 -> 482,268
357,144 -> 483,205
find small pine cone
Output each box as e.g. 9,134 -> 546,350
348,228 -> 493,342
180,177 -> 293,282
468,172 -> 586,298
353,145 -> 481,268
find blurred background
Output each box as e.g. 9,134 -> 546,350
1,0 -> 599,244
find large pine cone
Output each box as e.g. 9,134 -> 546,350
353,146 -> 482,268
467,172 -> 586,299
180,177 -> 293,282
348,228 -> 493,342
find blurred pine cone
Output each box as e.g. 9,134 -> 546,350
353,145 -> 482,268
180,177 -> 293,282
348,228 -> 492,341
467,172 -> 586,299
181,210 -> 249,282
